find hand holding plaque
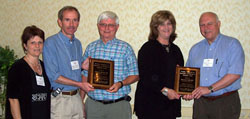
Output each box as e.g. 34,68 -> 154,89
88,58 -> 114,89
174,67 -> 200,95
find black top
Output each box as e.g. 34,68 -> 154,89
134,40 -> 184,119
5,58 -> 51,119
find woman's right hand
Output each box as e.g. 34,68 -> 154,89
161,87 -> 181,100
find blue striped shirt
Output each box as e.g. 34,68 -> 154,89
83,38 -> 138,100
186,33 -> 245,96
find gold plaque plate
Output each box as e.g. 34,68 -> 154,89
174,66 -> 200,95
88,58 -> 114,89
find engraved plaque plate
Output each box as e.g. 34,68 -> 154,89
88,58 -> 114,89
174,67 -> 200,95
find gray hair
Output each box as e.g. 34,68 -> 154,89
97,11 -> 119,24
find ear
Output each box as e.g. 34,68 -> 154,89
57,19 -> 62,28
116,24 -> 119,30
217,21 -> 221,28
24,44 -> 28,51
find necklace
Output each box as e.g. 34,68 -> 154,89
24,56 -> 42,75
162,44 -> 170,53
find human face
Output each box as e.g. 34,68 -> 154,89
157,20 -> 173,40
97,18 -> 119,43
58,10 -> 79,39
24,36 -> 43,58
199,13 -> 220,43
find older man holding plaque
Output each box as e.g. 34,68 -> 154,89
184,12 -> 245,119
81,11 -> 139,119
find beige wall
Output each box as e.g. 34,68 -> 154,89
1,0 -> 249,118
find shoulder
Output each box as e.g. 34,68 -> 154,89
139,40 -> 160,54
189,39 -> 206,51
9,58 -> 27,73
114,39 -> 133,48
86,40 -> 100,48
45,33 -> 59,41
11,58 -> 26,68
84,40 -> 101,53
140,40 -> 159,49
171,43 -> 181,50
74,37 -> 81,44
220,34 -> 242,46
44,34 -> 60,45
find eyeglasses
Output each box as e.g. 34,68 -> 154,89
98,23 -> 116,29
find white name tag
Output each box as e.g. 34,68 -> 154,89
203,59 -> 214,67
36,75 -> 45,86
71,60 -> 80,70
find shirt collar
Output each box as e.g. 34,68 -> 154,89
205,33 -> 221,46
58,31 -> 76,44
98,38 -> 117,45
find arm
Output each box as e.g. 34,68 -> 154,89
43,39 -> 85,89
9,98 -> 21,119
192,74 -> 240,99
81,57 -> 90,70
184,39 -> 245,100
7,62 -> 23,119
80,75 -> 95,92
161,45 -> 184,100
55,76 -> 85,90
138,44 -> 166,93
107,75 -> 139,93
107,43 -> 139,93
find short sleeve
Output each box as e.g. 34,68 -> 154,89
6,62 -> 22,98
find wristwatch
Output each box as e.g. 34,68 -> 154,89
208,86 -> 214,93
162,88 -> 168,96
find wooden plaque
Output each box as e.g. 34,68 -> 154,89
174,66 -> 200,95
88,58 -> 114,89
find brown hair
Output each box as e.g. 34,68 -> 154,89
58,6 -> 80,21
21,25 -> 44,52
148,10 -> 177,42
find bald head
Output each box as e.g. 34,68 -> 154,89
199,12 -> 219,23
199,12 -> 221,44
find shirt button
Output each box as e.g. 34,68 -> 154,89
205,78 -> 208,81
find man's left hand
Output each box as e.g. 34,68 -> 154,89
192,86 -> 211,99
106,82 -> 122,93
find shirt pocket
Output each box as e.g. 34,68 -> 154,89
215,60 -> 228,78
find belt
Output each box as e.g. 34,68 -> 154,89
90,96 -> 131,104
203,90 -> 237,101
61,90 -> 78,96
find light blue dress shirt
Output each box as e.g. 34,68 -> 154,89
43,32 -> 83,91
186,33 -> 245,96
82,38 -> 139,100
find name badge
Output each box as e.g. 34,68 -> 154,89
36,75 -> 45,86
203,59 -> 214,67
71,60 -> 80,70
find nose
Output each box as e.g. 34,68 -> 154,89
35,43 -> 40,47
104,25 -> 110,30
69,20 -> 73,26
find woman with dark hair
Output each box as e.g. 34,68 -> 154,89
134,10 -> 184,119
5,25 -> 51,119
